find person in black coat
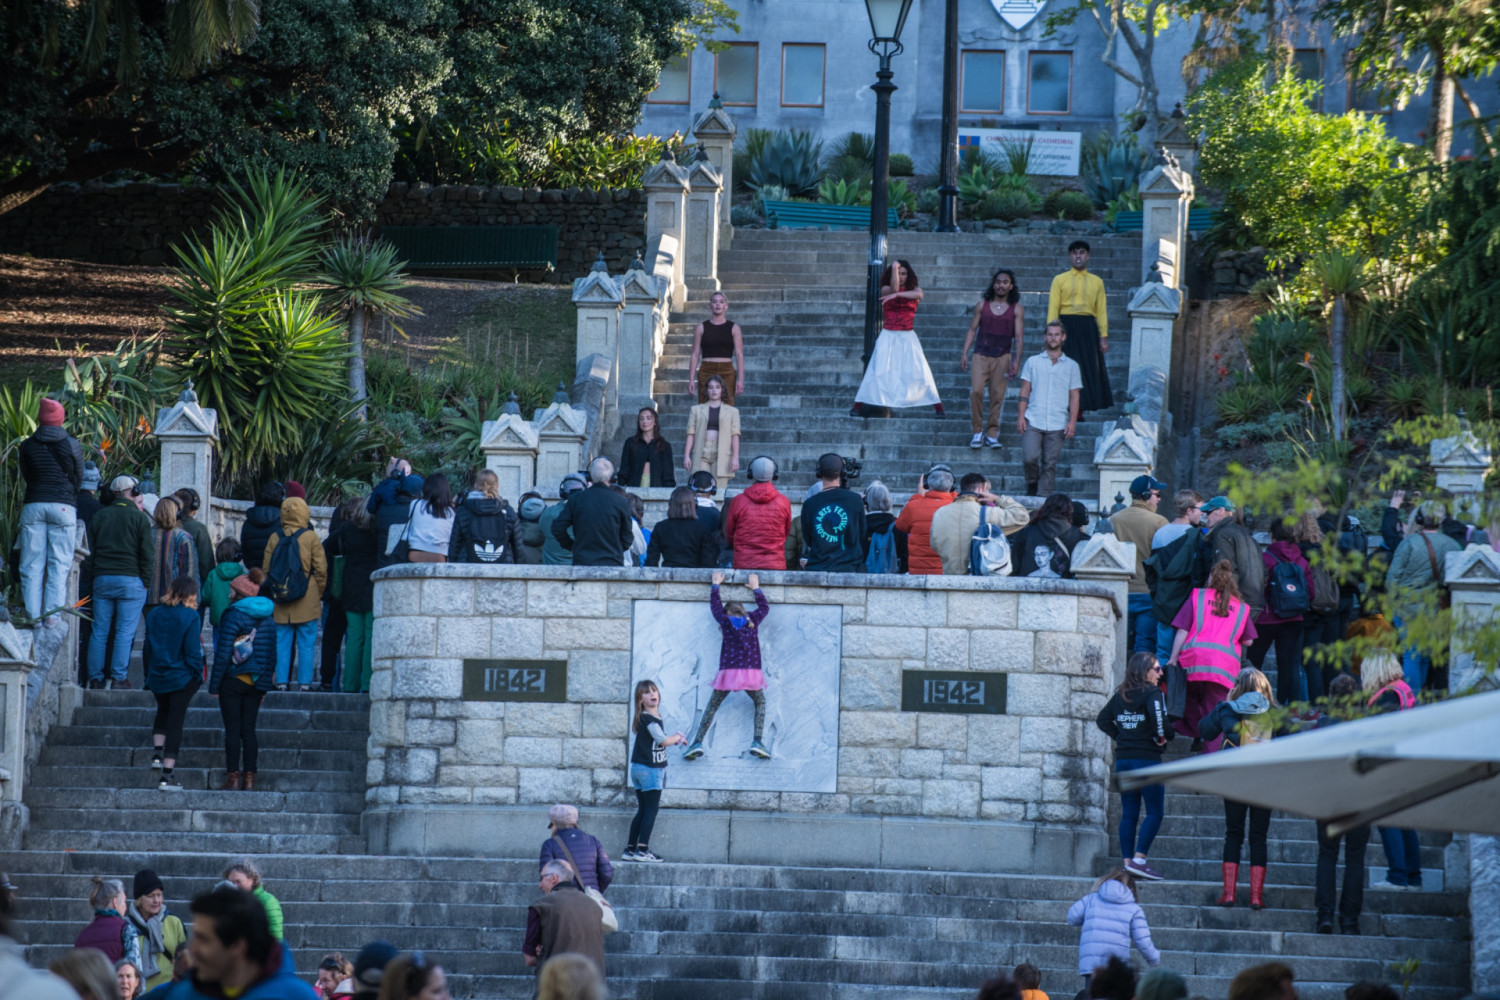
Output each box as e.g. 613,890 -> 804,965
1010,492 -> 1087,577
619,407 -> 676,489
239,482 -> 285,571
449,470 -> 523,563
374,473 -> 424,568
552,459 -> 635,567
645,488 -> 720,568
211,590 -> 279,789
328,498 -> 380,693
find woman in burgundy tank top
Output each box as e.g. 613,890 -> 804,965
851,259 -> 943,416
960,268 -> 1025,447
689,292 -> 745,405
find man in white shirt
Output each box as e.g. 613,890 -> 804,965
1015,321 -> 1082,496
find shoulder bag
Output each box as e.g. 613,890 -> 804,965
1420,533 -> 1452,609
550,834 -> 619,933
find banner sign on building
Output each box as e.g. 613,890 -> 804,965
959,128 -> 1082,177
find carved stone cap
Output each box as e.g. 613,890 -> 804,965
533,400 -> 588,437
1140,161 -> 1193,198
1431,431 -> 1493,470
617,265 -> 665,304
687,155 -> 724,192
1126,281 -> 1182,318
691,98 -> 737,140
1093,426 -> 1155,467
1069,533 -> 1137,583
571,269 -> 623,306
155,378 -> 219,439
1445,546 -> 1500,589
479,413 -> 539,452
642,156 -> 690,193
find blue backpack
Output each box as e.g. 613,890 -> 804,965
1266,554 -> 1310,618
265,528 -> 311,604
865,528 -> 898,574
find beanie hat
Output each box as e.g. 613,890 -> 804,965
230,575 -> 260,599
520,497 -> 546,521
284,480 -> 306,500
38,398 -> 65,426
400,474 -> 426,496
132,869 -> 163,900
353,940 -> 399,990
1137,969 -> 1188,1000
80,462 -> 101,492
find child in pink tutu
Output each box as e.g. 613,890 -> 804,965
683,572 -> 772,760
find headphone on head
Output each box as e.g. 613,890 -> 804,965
749,455 -> 779,481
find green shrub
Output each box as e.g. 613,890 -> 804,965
1217,384 -> 1273,424
733,128 -> 776,191
817,177 -> 868,206
827,132 -> 876,165
1345,372 -> 1377,413
1381,376 -> 1426,418
976,190 -> 1035,222
889,153 -> 914,177
744,129 -> 823,195
914,186 -> 940,214
824,154 -> 870,185
1045,189 -> 1094,220
1104,188 -> 1142,224
958,161 -> 1002,205
1081,133 -> 1152,208
886,179 -> 917,218
755,184 -> 791,214
395,124 -> 687,190
730,205 -> 759,226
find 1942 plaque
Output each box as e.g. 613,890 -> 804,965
900,670 -> 1007,715
462,659 -> 568,702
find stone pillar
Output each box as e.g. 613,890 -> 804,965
617,255 -> 667,415
1093,423 -> 1155,517
1069,534 -> 1136,683
684,147 -> 723,292
0,621 -> 30,806
1445,546 -> 1500,692
643,151 -> 690,311
1431,430 -> 1493,521
1155,104 -> 1197,177
1138,159 -> 1193,287
480,394 -> 539,503
572,254 -> 623,410
1472,834 -> 1500,995
533,397 -> 590,499
691,94 -> 738,248
1125,279 -> 1182,429
154,381 -> 218,503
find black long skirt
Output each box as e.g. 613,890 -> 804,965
1058,314 -> 1114,413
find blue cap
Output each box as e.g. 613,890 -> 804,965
1129,475 -> 1168,498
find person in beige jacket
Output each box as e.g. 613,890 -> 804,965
683,375 -> 741,485
1107,474 -> 1169,655
930,472 -> 1030,575
262,497 -> 327,690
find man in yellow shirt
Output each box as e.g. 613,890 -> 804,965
1046,240 -> 1115,412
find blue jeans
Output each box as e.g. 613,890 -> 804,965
275,619 -> 318,686
1115,758 -> 1165,858
1393,617 -> 1428,691
1379,827 -> 1422,886
1127,593 -> 1156,655
19,502 -> 78,621
1156,621 -> 1177,664
87,575 -> 147,682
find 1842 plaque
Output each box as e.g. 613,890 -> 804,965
462,659 -> 568,702
900,670 -> 1007,715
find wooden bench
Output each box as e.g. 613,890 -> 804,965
378,225 -> 560,269
763,200 -> 900,231
1110,208 -> 1218,233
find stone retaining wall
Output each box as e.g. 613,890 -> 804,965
365,564 -> 1118,873
0,181 -> 646,279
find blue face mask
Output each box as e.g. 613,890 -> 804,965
729,616 -> 748,629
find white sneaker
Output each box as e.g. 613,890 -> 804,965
969,433 -> 983,448
1369,878 -> 1411,891
985,436 -> 1000,448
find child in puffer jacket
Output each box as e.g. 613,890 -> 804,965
1067,869 -> 1160,980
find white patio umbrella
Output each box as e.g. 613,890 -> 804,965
1116,689 -> 1500,837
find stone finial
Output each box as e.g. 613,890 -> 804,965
1145,263 -> 1163,284
179,379 -> 198,404
590,251 -> 608,273
659,147 -> 677,163
553,382 -> 571,405
1172,102 -> 1185,119
694,144 -> 710,163
1070,532 -> 1135,578
1109,493 -> 1127,515
502,391 -> 521,416
630,251 -> 645,271
709,91 -> 723,109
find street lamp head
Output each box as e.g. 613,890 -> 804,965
864,0 -> 914,45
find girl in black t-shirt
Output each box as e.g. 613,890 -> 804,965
624,680 -> 685,863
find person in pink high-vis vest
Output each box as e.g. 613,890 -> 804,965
1166,559 -> 1258,751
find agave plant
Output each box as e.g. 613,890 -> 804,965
744,130 -> 824,196
755,184 -> 792,215
817,176 -> 869,206
1081,134 -> 1153,208
318,236 -> 422,419
957,161 -> 1003,205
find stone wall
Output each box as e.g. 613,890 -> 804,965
365,564 -> 1118,873
0,181 -> 646,279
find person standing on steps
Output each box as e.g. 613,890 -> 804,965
539,804 -> 614,891
894,465 -> 957,574
1047,240 -> 1114,413
175,886 -> 316,1000
801,454 -> 867,573
851,259 -> 945,418
223,860 -> 283,942
540,474 -> 586,565
551,459 -> 635,568
18,396 -> 84,625
683,376 -> 741,486
263,496 -> 327,693
618,406 -> 676,488
143,578 -> 204,791
1165,559 -> 1257,750
1199,667 -> 1281,910
624,680 -> 686,862
86,476 -> 154,691
125,870 -> 186,992
1311,671 -> 1370,934
75,877 -> 143,976
1096,653 -> 1171,881
211,582 -> 276,790
684,573 -> 772,761
929,472 -> 1029,576
523,860 -> 606,981
1066,870 -> 1160,982
172,489 -> 215,607
1108,476 -> 1169,654
688,291 -> 745,405
1016,322 -> 1082,497
328,498 -> 379,693
146,497 -> 198,614
239,482 -> 284,572
721,458 -> 790,571
1362,652 -> 1423,893
960,268 -> 1024,449
644,487 -> 720,568
1246,519 -> 1315,704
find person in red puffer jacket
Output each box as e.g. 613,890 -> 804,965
894,466 -> 957,575
722,458 -> 790,570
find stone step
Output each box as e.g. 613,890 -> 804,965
25,805 -> 362,836
38,744 -> 360,771
19,828 -> 365,855
22,786 -> 364,814
45,725 -> 367,751
26,764 -> 362,794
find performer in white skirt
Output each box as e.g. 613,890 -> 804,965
851,259 -> 946,418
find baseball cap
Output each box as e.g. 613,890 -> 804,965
1129,475 -> 1168,498
1201,496 -> 1236,514
109,475 -> 141,495
353,940 -> 399,991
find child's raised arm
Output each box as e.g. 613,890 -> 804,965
710,578 -> 728,624
750,584 -> 770,623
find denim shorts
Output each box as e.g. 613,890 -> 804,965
630,763 -> 667,791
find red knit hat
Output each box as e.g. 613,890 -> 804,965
230,574 -> 260,599
38,399 -> 65,426
284,480 -> 306,499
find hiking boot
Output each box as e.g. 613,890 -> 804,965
242,773 -> 256,791
221,772 -> 242,791
749,741 -> 771,759
1125,859 -> 1164,881
682,742 -> 705,761
113,680 -> 132,690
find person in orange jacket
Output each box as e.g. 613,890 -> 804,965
893,465 -> 956,575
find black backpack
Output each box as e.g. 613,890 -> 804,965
466,506 -> 516,563
1266,554 -> 1310,618
265,528 -> 311,604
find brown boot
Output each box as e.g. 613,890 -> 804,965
220,772 -> 241,791
1217,862 -> 1239,906
1249,865 -> 1267,910
241,772 -> 256,791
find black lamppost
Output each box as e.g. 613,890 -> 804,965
861,0 -> 916,373
936,0 -> 961,232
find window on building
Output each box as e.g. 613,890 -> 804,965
1292,48 -> 1324,110
960,50 -> 1006,114
1027,52 -> 1071,115
1346,65 -> 1392,114
648,54 -> 691,105
716,43 -> 758,106
781,44 -> 826,107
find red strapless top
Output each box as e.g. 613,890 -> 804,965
882,297 -> 918,331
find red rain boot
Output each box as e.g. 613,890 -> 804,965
1249,865 -> 1267,910
1217,862 -> 1239,907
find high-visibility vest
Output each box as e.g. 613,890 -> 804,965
1367,679 -> 1416,710
1179,587 -> 1250,690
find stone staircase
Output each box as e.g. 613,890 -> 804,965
2,689 -> 1470,999
610,229 -> 1143,501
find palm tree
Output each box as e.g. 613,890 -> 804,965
61,0 -> 261,81
1307,249 -> 1368,442
317,236 -> 421,419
